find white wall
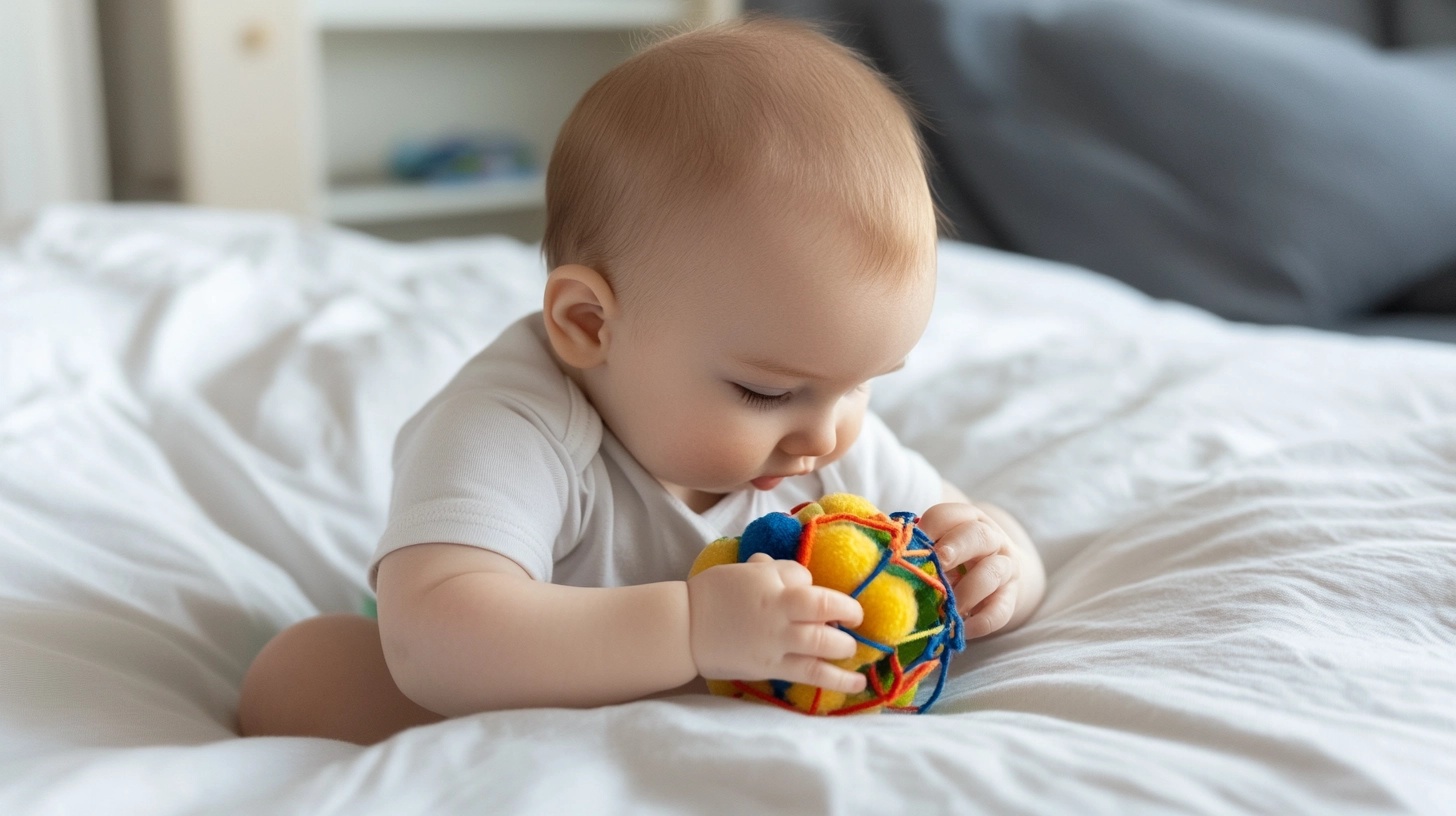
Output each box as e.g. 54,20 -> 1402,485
0,0 -> 109,229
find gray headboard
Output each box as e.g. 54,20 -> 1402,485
748,0 -> 1456,340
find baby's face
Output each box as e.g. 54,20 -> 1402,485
590,213 -> 935,511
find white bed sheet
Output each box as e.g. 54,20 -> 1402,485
1,205 -> 1453,814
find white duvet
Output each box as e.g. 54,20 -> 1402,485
1,205 -> 1453,815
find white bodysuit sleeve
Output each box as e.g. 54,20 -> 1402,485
368,391 -> 575,588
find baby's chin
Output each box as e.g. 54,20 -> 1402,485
727,472 -> 813,493
658,462 -> 825,501
658,474 -> 769,503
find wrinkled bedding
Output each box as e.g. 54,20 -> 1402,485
1,205 -> 1453,814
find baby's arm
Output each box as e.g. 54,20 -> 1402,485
920,481 -> 1046,638
375,542 -> 865,715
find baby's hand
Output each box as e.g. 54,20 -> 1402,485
685,554 -> 867,694
919,502 -> 1023,639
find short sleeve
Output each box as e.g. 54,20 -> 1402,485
368,392 -> 575,588
821,410 -> 945,516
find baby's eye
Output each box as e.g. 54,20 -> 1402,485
734,383 -> 792,409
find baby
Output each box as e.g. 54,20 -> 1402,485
238,17 -> 1045,744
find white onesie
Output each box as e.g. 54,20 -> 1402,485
368,313 -> 945,590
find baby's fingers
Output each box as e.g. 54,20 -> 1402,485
748,552 -> 816,589
786,622 -> 859,662
953,554 -> 1019,614
784,585 -> 863,627
963,583 -> 1019,639
938,520 -> 1005,572
778,654 -> 868,695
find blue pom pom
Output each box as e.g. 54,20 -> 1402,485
738,512 -> 802,562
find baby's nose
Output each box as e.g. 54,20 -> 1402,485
783,418 -> 837,458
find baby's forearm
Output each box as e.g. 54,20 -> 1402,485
381,572 -> 699,715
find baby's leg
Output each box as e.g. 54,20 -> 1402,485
237,614 -> 443,744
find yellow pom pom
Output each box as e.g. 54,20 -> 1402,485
855,574 -> 918,645
835,641 -> 888,672
693,493 -> 963,716
805,522 -> 879,594
706,679 -> 741,698
818,493 -> 883,519
689,537 -> 741,577
737,680 -> 773,700
785,683 -> 846,714
795,502 -> 825,524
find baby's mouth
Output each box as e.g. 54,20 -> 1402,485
750,467 -> 810,490
750,475 -> 785,491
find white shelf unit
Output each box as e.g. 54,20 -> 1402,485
327,175 -> 546,223
314,1 -> 739,235
150,0 -> 738,240
312,0 -> 689,31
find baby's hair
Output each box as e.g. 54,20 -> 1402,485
542,15 -> 939,305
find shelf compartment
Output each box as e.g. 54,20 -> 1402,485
312,0 -> 687,31
327,175 -> 546,223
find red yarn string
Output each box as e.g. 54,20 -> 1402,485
735,507 -> 955,715
729,681 -> 797,711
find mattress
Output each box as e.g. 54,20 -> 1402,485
1,205 -> 1453,814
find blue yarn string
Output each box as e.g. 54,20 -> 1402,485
835,623 -> 893,654
795,513 -> 967,714
897,514 -> 967,713
847,544 -> 893,600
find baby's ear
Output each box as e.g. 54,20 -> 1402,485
543,264 -> 618,369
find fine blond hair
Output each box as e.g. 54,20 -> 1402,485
542,16 -> 938,301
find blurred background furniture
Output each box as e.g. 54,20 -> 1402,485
750,0 -> 1456,342
8,0 -> 1453,340
96,0 -> 739,242
0,0 -> 108,239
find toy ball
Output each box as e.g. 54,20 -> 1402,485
688,493 -> 966,715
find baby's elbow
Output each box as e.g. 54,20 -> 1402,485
374,545 -> 538,714
376,578 -> 526,717
374,602 -> 439,713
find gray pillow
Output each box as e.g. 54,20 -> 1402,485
1386,264 -> 1456,313
869,0 -> 1456,326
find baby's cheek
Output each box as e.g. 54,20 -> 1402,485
674,425 -> 761,481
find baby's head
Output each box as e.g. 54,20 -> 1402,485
540,16 -> 939,510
